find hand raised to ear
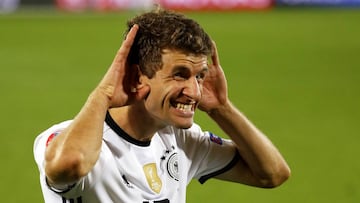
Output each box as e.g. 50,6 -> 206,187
95,25 -> 149,108
199,41 -> 229,113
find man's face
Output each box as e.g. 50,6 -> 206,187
143,49 -> 208,129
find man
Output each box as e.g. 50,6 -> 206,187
34,8 -> 290,203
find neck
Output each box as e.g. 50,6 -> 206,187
108,105 -> 165,142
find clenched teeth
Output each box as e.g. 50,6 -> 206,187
176,103 -> 193,112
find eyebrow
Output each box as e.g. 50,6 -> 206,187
172,65 -> 188,72
172,65 -> 208,73
202,66 -> 209,72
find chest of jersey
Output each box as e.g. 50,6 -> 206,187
95,130 -> 184,202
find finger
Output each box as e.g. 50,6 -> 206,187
100,25 -> 139,87
113,24 -> 139,64
211,40 -> 220,67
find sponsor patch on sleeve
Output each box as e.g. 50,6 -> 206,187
209,132 -> 223,145
46,131 -> 62,147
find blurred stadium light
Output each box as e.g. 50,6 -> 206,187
0,0 -> 20,13
55,0 -> 273,12
2,0 -> 360,13
276,0 -> 360,6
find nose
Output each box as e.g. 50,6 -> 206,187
182,77 -> 201,99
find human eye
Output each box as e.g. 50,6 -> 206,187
196,70 -> 208,82
195,73 -> 204,81
172,67 -> 190,81
172,72 -> 185,80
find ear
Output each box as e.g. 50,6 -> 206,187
135,66 -> 150,89
133,66 -> 151,99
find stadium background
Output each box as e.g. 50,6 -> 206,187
1,0 -> 359,202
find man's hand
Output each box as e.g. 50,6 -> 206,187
198,41 -> 228,113
94,24 -> 148,108
199,43 -> 291,188
44,25 -> 147,186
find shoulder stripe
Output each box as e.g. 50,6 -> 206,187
198,150 -> 240,184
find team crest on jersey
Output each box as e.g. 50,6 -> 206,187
209,132 -> 223,145
167,153 -> 179,181
160,146 -> 179,182
46,131 -> 62,147
143,163 -> 162,194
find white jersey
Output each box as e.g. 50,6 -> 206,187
34,112 -> 239,203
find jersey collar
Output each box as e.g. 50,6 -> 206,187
105,111 -> 151,147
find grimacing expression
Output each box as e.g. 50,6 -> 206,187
142,49 -> 209,129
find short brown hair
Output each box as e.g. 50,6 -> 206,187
126,8 -> 212,78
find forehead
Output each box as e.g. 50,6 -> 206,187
161,49 -> 208,69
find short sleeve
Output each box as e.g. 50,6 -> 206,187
33,120 -> 73,177
33,121 -> 112,200
33,121 -> 80,198
175,124 -> 239,184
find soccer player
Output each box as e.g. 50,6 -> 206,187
34,8 -> 290,203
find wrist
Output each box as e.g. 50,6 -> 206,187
86,89 -> 112,112
207,100 -> 233,117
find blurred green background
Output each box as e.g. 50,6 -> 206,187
1,7 -> 360,202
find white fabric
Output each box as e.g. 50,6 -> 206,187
34,118 -> 237,203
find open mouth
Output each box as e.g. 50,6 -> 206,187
171,101 -> 196,112
176,103 -> 192,112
